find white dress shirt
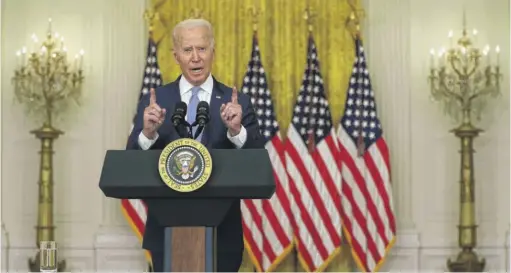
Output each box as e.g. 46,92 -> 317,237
138,74 -> 247,150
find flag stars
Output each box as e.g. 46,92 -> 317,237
241,37 -> 279,141
340,40 -> 384,148
291,36 -> 334,145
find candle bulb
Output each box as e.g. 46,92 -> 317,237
40,46 -> 47,57
79,49 -> 84,69
31,33 -> 38,53
472,29 -> 478,45
495,45 -> 500,66
60,36 -> 64,50
430,48 -> 436,69
484,45 -> 490,65
21,46 -> 27,66
448,30 -> 454,47
16,50 -> 21,68
47,18 -> 52,35
74,54 -> 79,70
438,47 -> 445,67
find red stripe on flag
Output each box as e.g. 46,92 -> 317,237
262,175 -> 291,248
242,217 -> 264,268
122,199 -> 146,235
338,143 -> 381,261
248,199 -> 276,261
286,140 -> 330,259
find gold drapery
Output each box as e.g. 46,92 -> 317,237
149,0 -> 363,271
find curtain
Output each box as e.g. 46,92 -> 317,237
150,0 -> 363,271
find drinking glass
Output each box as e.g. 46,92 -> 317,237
39,241 -> 57,272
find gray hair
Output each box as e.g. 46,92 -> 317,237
172,18 -> 215,49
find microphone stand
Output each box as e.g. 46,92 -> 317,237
186,124 -> 193,139
173,120 -> 193,139
176,118 -> 207,140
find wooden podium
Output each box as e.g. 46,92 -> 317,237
98,148 -> 276,271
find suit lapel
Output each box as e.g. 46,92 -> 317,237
202,77 -> 226,147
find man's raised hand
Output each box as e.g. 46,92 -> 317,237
142,88 -> 166,139
220,86 -> 242,136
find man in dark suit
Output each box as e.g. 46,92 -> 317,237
126,18 -> 264,272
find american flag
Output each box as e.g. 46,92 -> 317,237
336,38 -> 396,272
284,34 -> 342,272
121,37 -> 162,268
240,33 -> 294,272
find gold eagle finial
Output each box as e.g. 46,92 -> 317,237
143,9 -> 160,33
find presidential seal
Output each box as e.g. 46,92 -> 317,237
158,138 -> 212,192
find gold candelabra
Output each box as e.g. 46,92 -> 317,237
427,14 -> 501,272
11,18 -> 85,272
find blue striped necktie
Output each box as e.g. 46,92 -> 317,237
187,86 -> 202,140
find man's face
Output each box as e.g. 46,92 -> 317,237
173,26 -> 215,86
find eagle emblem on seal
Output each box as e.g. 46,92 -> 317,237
172,151 -> 199,180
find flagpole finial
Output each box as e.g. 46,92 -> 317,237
189,8 -> 204,19
303,7 -> 316,33
143,9 -> 159,34
346,0 -> 365,39
248,6 -> 261,32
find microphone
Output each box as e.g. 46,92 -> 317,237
192,101 -> 210,139
171,101 -> 188,127
192,101 -> 210,127
171,101 -> 192,138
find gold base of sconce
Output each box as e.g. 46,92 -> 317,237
28,250 -> 67,272
446,123 -> 485,272
447,248 -> 485,272
27,124 -> 67,272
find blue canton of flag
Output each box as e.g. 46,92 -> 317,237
291,35 -> 333,148
340,39 -> 383,155
241,36 -> 279,142
129,38 -> 163,130
140,38 -> 163,98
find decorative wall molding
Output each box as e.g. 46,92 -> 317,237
362,0 -> 415,230
7,247 -> 96,272
100,0 -> 147,227
0,1 -> 3,270
94,226 -> 147,271
1,224 -> 9,272
506,229 -> 510,271
4,229 -> 509,271
380,229 -> 421,271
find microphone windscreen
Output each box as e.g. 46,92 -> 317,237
196,101 -> 209,114
175,101 -> 187,114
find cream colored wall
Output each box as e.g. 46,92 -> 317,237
0,0 -> 6,270
1,0 -> 149,270
362,0 -> 509,271
0,0 -> 509,271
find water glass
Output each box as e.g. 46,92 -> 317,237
39,241 -> 57,272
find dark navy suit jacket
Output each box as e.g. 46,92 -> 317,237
125,75 -> 264,266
